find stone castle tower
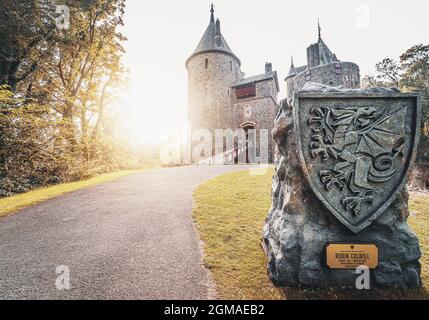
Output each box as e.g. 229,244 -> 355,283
186,5 -> 279,163
285,22 -> 361,103
186,5 -> 243,133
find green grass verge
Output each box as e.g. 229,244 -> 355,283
0,169 -> 146,218
193,168 -> 429,300
409,195 -> 429,294
193,168 -> 282,300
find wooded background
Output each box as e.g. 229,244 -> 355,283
362,44 -> 429,189
0,0 -> 140,197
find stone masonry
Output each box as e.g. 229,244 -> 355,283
186,6 -> 279,163
285,23 -> 360,106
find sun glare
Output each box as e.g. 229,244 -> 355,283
117,79 -> 184,146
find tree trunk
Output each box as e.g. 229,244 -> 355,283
409,163 -> 429,191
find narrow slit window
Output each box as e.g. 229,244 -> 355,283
205,59 -> 209,69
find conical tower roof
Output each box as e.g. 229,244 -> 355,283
186,5 -> 241,67
286,56 -> 297,80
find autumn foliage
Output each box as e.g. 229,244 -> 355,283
0,1 -> 138,197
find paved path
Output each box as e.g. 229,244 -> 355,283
0,166 -> 254,300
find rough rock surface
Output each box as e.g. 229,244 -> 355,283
263,84 -> 422,289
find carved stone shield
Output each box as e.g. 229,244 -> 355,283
294,92 -> 421,233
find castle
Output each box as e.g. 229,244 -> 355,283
285,22 -> 361,102
186,6 -> 360,164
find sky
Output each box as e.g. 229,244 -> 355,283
119,0 -> 428,144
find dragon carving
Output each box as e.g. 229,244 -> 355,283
308,105 -> 406,217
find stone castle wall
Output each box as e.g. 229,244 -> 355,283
232,80 -> 278,162
286,62 -> 360,101
187,52 -> 243,132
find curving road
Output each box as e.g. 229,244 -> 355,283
0,165 -> 254,300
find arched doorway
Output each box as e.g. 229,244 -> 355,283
241,123 -> 255,164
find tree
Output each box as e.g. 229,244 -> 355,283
0,86 -> 83,196
361,75 -> 386,88
15,0 -> 127,155
0,0 -> 59,91
375,58 -> 402,88
0,0 -> 135,197
400,45 -> 429,190
366,44 -> 429,190
400,44 -> 429,134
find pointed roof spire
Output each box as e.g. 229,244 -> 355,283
186,5 -> 241,67
318,18 -> 322,40
306,19 -> 339,67
216,18 -> 221,35
210,4 -> 215,23
286,56 -> 297,79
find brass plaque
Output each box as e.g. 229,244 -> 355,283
326,243 -> 379,269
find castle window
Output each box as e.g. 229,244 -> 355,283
335,63 -> 342,69
335,63 -> 342,75
230,61 -> 233,71
236,83 -> 256,99
205,58 -> 209,69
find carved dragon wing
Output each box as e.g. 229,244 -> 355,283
331,108 -> 359,126
356,108 -> 406,158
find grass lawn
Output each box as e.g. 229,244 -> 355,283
409,195 -> 429,294
0,169 -> 148,218
193,168 -> 429,300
